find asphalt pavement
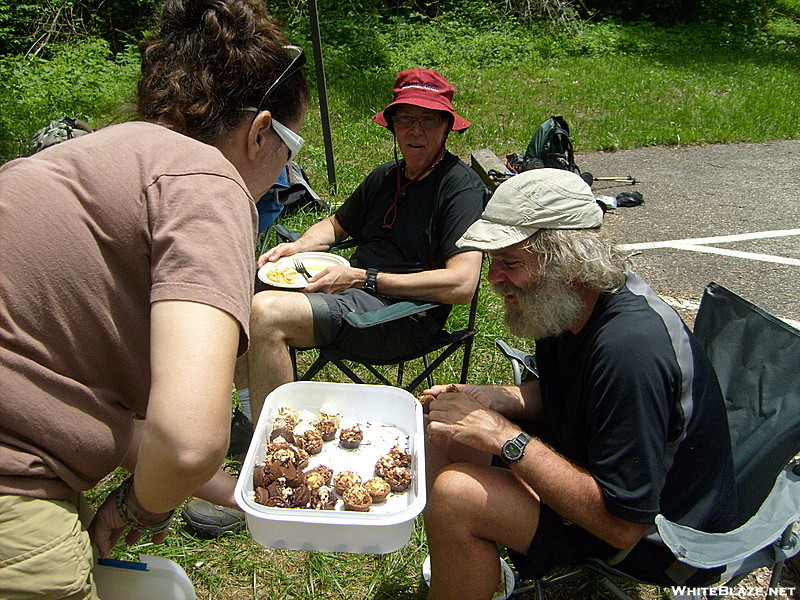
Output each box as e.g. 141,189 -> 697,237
575,140 -> 800,327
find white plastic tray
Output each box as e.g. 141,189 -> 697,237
234,381 -> 426,554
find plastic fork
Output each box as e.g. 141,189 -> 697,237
293,258 -> 312,282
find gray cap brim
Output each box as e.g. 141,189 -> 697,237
456,221 -> 540,250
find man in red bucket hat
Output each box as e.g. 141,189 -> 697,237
372,68 -> 472,131
182,68 -> 489,537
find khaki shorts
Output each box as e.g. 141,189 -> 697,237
0,494 -> 100,600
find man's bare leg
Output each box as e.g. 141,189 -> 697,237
246,290 -> 317,421
425,463 -> 540,600
233,356 -> 249,392
424,424 -> 493,491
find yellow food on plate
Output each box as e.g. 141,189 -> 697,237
265,262 -> 329,286
265,265 -> 301,285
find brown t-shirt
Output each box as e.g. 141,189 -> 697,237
0,122 -> 257,500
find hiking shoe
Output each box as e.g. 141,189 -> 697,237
182,499 -> 246,538
228,408 -> 254,457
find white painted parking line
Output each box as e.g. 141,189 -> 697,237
618,229 -> 800,326
660,296 -> 700,311
620,229 -> 800,267
620,228 -> 800,251
669,244 -> 800,267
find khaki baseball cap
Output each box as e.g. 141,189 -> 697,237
457,168 -> 603,250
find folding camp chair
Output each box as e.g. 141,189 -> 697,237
501,282 -> 800,600
267,220 -> 482,392
290,267 -> 482,394
278,166 -> 490,394
267,215 -> 483,393
256,162 -> 328,257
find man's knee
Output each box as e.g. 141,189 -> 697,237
251,291 -> 285,323
428,463 -> 488,517
250,291 -> 318,349
251,291 -> 310,329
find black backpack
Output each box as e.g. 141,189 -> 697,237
519,115 -> 579,174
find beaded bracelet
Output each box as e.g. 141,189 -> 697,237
115,476 -> 175,535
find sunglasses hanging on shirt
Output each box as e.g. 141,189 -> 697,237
383,145 -> 447,229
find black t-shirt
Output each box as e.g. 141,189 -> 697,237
535,271 -> 739,533
335,152 -> 486,273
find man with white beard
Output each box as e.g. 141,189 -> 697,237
422,169 -> 740,600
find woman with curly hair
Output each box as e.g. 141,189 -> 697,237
0,1 -> 308,596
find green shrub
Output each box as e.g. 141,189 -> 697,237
0,38 -> 138,162
581,0 -> 774,36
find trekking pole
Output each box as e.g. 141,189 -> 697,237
581,172 -> 637,185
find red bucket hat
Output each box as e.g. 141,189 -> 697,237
372,68 -> 471,132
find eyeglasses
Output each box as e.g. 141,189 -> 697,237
271,118 -> 305,161
392,114 -> 444,130
256,45 -> 305,113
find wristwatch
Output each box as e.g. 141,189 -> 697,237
363,268 -> 379,294
500,432 -> 533,465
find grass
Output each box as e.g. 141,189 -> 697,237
32,8 -> 800,600
288,18 -> 799,201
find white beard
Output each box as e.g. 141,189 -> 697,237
494,273 -> 584,341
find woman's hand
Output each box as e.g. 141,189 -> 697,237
88,483 -> 170,558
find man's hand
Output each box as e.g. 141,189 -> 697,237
426,388 -> 522,455
300,265 -> 367,294
257,241 -> 302,267
422,383 -> 531,416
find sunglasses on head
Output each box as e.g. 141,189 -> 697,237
240,45 -> 306,160
255,45 -> 305,113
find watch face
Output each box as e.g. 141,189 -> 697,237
502,433 -> 531,463
502,441 -> 523,461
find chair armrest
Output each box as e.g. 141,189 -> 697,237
495,338 -> 538,385
330,238 -> 357,252
344,301 -> 440,329
272,223 -> 302,243
653,462 -> 800,569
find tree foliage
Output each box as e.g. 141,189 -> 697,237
0,0 -> 159,56
0,0 -> 779,59
581,0 -> 775,36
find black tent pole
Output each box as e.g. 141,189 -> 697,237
308,0 -> 337,193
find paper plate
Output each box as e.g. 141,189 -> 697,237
257,252 -> 349,289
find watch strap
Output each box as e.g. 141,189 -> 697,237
364,268 -> 379,294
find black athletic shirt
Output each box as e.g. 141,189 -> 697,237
535,271 -> 739,533
335,152 -> 486,273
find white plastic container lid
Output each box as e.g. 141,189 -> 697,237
93,554 -> 196,600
